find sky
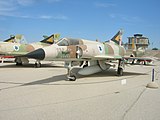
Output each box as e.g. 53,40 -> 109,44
0,0 -> 160,48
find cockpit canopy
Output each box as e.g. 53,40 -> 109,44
57,38 -> 83,46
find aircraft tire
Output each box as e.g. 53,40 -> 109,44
68,75 -> 76,81
16,62 -> 23,66
35,63 -> 41,68
117,67 -> 123,76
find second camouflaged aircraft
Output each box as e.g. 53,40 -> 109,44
125,36 -> 153,65
0,34 -> 60,67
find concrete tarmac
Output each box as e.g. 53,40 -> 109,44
0,60 -> 160,120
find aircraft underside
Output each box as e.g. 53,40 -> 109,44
65,59 -> 124,81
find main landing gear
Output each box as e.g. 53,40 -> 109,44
67,67 -> 77,81
65,61 -> 86,81
66,61 -> 77,81
117,59 -> 125,76
15,57 -> 23,66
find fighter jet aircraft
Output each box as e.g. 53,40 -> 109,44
0,34 -> 60,67
24,30 -> 126,80
125,38 -> 152,65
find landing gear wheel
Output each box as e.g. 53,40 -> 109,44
35,62 -> 41,68
67,75 -> 76,81
117,67 -> 123,76
16,62 -> 23,66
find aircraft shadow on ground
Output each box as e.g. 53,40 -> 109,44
21,69 -> 148,86
0,74 -> 67,91
83,69 -> 148,78
0,66 -> 150,92
0,70 -> 149,91
22,74 -> 67,86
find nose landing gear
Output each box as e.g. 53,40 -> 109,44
34,60 -> 41,68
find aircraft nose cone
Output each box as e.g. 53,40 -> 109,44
26,48 -> 45,60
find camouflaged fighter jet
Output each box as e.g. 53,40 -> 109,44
0,34 -> 60,67
25,30 -> 126,80
125,37 -> 152,65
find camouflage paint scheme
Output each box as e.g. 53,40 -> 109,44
1,33 -> 57,55
48,38 -> 126,61
25,30 -> 126,80
0,41 -> 51,56
25,30 -> 152,80
0,34 -> 57,65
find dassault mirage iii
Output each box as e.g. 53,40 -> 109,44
125,37 -> 152,65
0,34 -> 60,66
25,30 -> 126,80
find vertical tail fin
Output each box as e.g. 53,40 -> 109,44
40,33 -> 60,44
131,38 -> 136,51
4,35 -> 15,42
111,30 -> 123,45
4,34 -> 24,43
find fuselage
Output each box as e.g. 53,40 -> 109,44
26,38 -> 126,61
0,41 -> 50,56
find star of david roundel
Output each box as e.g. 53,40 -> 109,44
13,45 -> 19,51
